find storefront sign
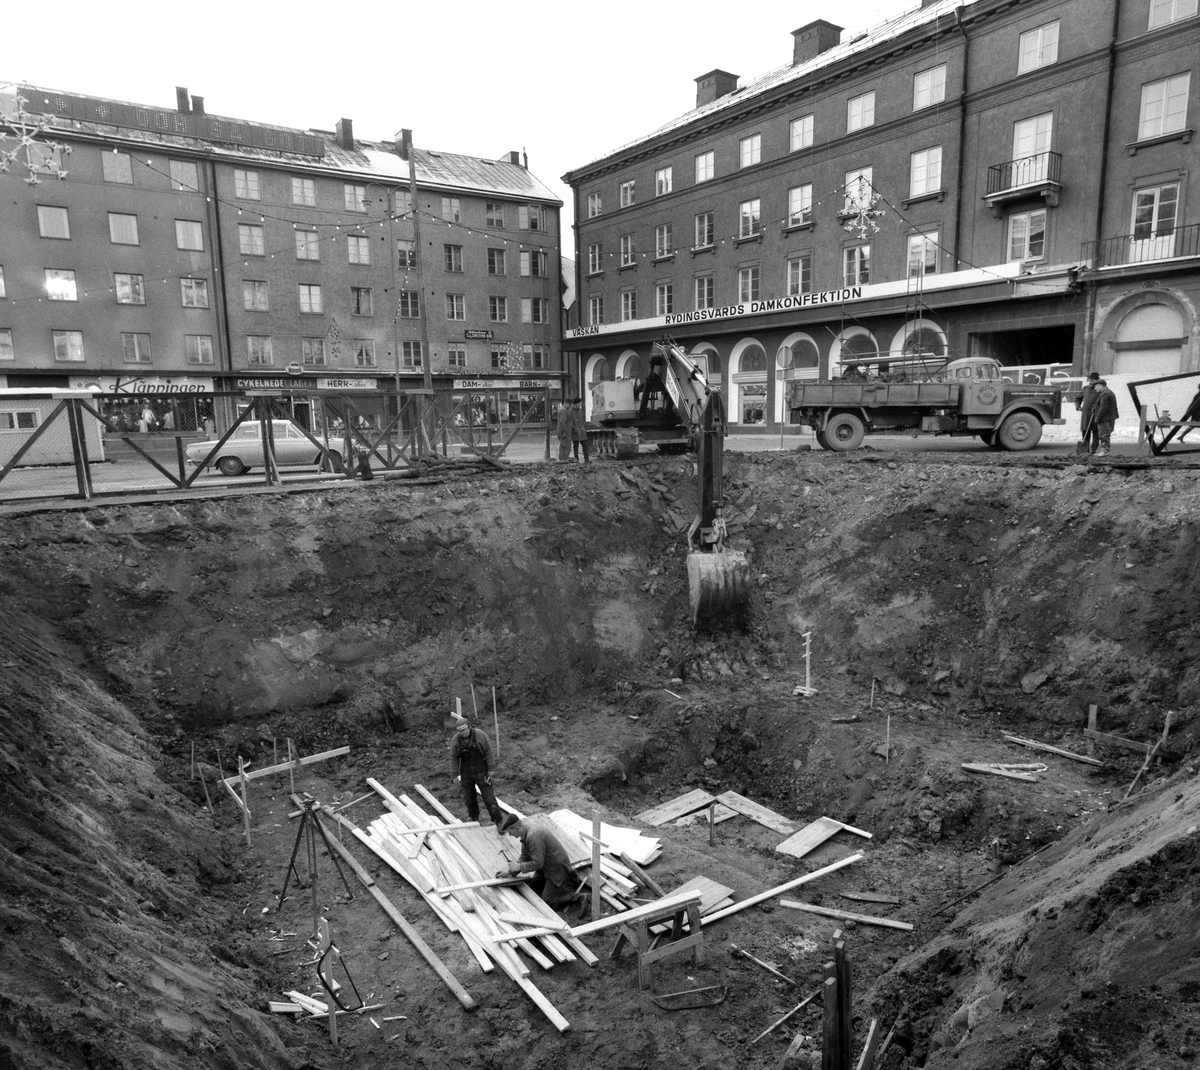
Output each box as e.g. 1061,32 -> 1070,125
316,378 -> 378,390
453,378 -> 552,390
68,375 -> 215,394
464,329 -> 494,340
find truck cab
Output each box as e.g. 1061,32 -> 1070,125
943,357 -> 1004,418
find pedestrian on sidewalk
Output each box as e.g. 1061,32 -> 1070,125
497,813 -> 585,913
570,397 -> 590,464
1093,378 -> 1119,456
449,716 -> 503,828
1077,371 -> 1100,454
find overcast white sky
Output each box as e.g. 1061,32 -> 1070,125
5,0 -> 918,257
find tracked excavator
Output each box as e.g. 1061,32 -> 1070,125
648,339 -> 751,630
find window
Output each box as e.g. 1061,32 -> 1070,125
620,234 -> 635,266
1150,0 -> 1198,27
587,192 -> 602,217
175,220 -> 204,250
347,235 -> 370,265
909,146 -> 943,197
238,224 -> 264,256
121,332 -> 152,364
234,169 -> 260,200
621,290 -> 637,321
108,212 -> 139,245
45,269 -> 77,301
186,335 -> 214,365
489,295 -> 508,322
520,250 -> 548,277
298,284 -> 323,314
1132,183 -> 1179,245
0,330 -> 14,361
355,340 -> 378,367
844,245 -> 871,285
0,409 -> 37,429
522,296 -> 549,323
344,184 -> 367,212
180,278 -> 209,307
444,244 -> 464,272
302,338 -> 327,366
519,204 -> 545,230
790,114 -> 814,152
487,248 -> 506,275
1008,209 -> 1046,261
52,330 -> 84,362
247,336 -> 273,365
489,346 -> 507,369
588,295 -> 604,325
115,273 -> 145,305
1139,74 -> 1191,140
695,275 -> 714,310
739,134 -> 762,168
399,340 -> 421,368
351,286 -> 373,316
397,240 -> 417,269
446,293 -> 466,320
656,282 -> 673,316
655,166 -> 673,195
1018,21 -> 1059,74
522,343 -> 548,369
738,265 -> 760,302
907,232 -> 940,276
37,205 -> 70,239
102,152 -> 133,183
695,211 -> 714,248
655,223 -> 674,258
786,254 -> 812,296
243,280 -> 269,311
847,92 -> 876,132
844,167 -> 874,211
0,267 -> 5,298
448,344 -> 467,369
442,197 -> 461,222
1012,114 -> 1053,177
739,198 -> 761,238
395,189 -> 413,215
398,290 -> 420,318
913,65 -> 947,110
486,202 -> 505,227
788,184 -> 813,227
295,229 -> 320,260
588,243 -> 603,274
169,160 -> 199,192
291,177 -> 316,206
695,151 -> 714,183
620,180 -> 635,207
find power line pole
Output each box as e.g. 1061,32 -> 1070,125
400,129 -> 435,455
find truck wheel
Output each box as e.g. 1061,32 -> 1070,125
978,431 -> 994,447
997,412 -> 1042,451
824,413 -> 866,452
815,429 -> 831,450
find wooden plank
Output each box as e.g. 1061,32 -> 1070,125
854,1018 -> 882,1070
834,820 -> 873,840
674,803 -> 739,825
1086,705 -> 1098,757
649,876 -> 736,934
497,911 -> 568,931
1084,728 -> 1153,755
749,990 -> 819,1044
1003,733 -> 1104,767
285,990 -> 328,1015
776,817 -> 844,859
633,789 -> 717,827
222,746 -> 349,788
389,820 -> 482,836
490,926 -> 572,944
779,899 -> 913,931
839,892 -> 899,905
700,854 -> 864,927
715,791 -> 796,835
619,851 -> 667,897
268,1001 -> 304,1015
961,763 -> 1037,783
568,892 -> 701,939
514,975 -> 570,1034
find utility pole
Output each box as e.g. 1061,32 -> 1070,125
399,130 -> 436,457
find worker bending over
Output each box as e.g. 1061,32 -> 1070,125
497,813 -> 586,913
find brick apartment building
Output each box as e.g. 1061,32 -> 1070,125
561,0 -> 1199,429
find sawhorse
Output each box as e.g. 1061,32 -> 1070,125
610,895 -> 705,989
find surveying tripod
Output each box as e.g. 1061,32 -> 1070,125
277,794 -> 356,936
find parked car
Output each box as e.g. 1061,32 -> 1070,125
185,420 -> 341,476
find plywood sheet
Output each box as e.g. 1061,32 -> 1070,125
633,789 -> 717,827
775,817 -> 844,859
715,791 -> 797,835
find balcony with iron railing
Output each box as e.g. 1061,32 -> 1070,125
984,151 -> 1062,216
1082,221 -> 1200,269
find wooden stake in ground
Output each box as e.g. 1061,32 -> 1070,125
190,740 -> 195,780
216,747 -> 225,782
1123,711 -> 1174,801
885,714 -> 891,764
239,757 -> 251,847
869,679 -> 875,709
287,739 -> 295,796
273,737 -> 279,785
1086,704 -> 1098,757
750,989 -> 818,1044
708,801 -> 716,847
591,810 -> 602,922
492,686 -> 500,761
198,765 -> 213,814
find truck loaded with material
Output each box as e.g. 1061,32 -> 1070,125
785,355 -> 1064,451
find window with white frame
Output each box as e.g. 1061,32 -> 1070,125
1132,182 -> 1179,244
442,197 -> 461,222
520,250 -> 548,277
398,290 -> 420,317
445,244 -> 464,272
351,286 -> 373,316
1008,209 -> 1047,260
102,152 -> 133,183
169,160 -> 199,192
37,205 -> 70,239
621,290 -> 637,321
788,184 -> 812,227
847,92 -> 876,132
1139,73 -> 1191,140
344,184 -> 367,212
115,273 -> 145,305
695,151 -> 714,183
910,146 -> 943,197
656,282 -> 673,316
121,332 -> 152,364
302,338 -> 327,366
395,190 -> 413,215
185,335 -> 214,365
291,177 -> 316,206
0,332 -> 17,362
1018,21 -> 1059,74
655,166 -> 673,195
843,244 -> 871,285
486,202 -> 505,227
695,211 -> 714,248
45,269 -> 77,301
247,336 -> 273,365
239,224 -> 264,256
655,223 -> 673,258
523,343 -> 548,369
913,64 -> 947,110
489,346 -> 507,369
175,220 -> 204,251
399,341 -> 420,368
844,167 -> 874,211
448,344 -> 467,369
0,409 -> 37,429
180,277 -> 208,308
522,296 -> 549,323
298,284 -> 323,314
52,330 -> 84,362
348,235 -> 370,265
397,240 -> 417,269
295,229 -> 320,260
739,133 -> 762,168
907,232 -> 940,276
446,293 -> 466,320
243,280 -> 269,311
588,243 -> 603,274
694,275 -> 714,310
487,248 -> 506,275
786,253 -> 812,296
357,340 -> 379,367
620,234 -> 635,266
790,114 -> 814,151
738,265 -> 760,302
620,181 -> 635,207
589,295 -> 604,325
489,295 -> 508,322
1149,0 -> 1198,27
234,169 -> 260,199
520,204 -> 546,231
739,198 -> 761,238
587,192 -> 602,217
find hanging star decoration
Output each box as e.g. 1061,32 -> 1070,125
497,341 -> 522,373
325,315 -> 344,362
839,174 -> 885,240
0,88 -> 71,184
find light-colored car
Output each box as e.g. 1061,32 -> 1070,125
185,420 -> 341,477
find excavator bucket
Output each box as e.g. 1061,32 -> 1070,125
687,549 -> 750,630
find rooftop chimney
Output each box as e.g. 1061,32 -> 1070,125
190,94 -> 205,116
395,128 -> 412,160
508,150 -> 520,165
336,117 -> 354,151
791,20 -> 842,66
175,86 -> 190,113
695,70 -> 739,108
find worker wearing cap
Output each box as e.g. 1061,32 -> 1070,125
496,813 -> 583,911
449,717 -> 503,829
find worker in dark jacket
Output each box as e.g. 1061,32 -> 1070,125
1077,371 -> 1100,454
1093,379 -> 1120,457
497,813 -> 584,911
449,717 -> 503,828
569,398 -> 590,464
